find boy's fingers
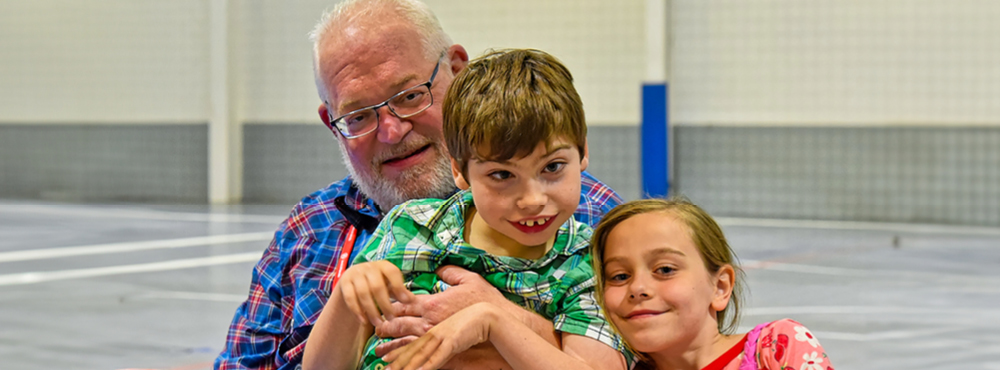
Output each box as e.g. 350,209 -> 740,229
401,336 -> 442,370
364,269 -> 395,321
340,281 -> 367,324
374,335 -> 417,357
355,275 -> 385,326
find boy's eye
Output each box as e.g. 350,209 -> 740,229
543,161 -> 566,173
488,170 -> 513,181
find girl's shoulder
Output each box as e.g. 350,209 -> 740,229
753,318 -> 833,370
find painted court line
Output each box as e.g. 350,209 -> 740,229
744,305 -> 998,317
743,259 -> 1000,286
131,290 -> 247,303
716,217 -> 1000,236
0,232 -> 273,263
0,204 -> 284,224
0,252 -> 261,286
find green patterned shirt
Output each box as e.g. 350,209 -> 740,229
352,190 -> 629,369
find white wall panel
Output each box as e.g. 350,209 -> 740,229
671,0 -> 1000,126
238,0 -> 646,126
0,0 -> 209,123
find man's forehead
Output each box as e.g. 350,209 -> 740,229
319,25 -> 428,113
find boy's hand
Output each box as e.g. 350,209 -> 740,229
338,260 -> 416,327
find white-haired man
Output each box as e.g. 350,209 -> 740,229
216,1 -> 623,369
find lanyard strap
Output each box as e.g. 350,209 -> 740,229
332,225 -> 358,288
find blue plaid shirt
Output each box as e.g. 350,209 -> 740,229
215,171 -> 622,370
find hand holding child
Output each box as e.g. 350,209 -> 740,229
382,302 -> 500,370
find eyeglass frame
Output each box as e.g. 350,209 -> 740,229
324,54 -> 445,139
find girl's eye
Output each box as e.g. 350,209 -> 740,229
488,170 -> 513,181
607,273 -> 629,283
543,161 -> 566,173
654,266 -> 675,275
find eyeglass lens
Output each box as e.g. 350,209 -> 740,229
335,84 -> 433,137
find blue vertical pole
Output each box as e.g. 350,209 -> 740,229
641,83 -> 669,198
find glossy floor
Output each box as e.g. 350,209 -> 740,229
2,201 -> 997,370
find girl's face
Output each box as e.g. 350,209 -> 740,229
601,212 -> 732,356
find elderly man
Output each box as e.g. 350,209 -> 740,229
215,0 -> 622,369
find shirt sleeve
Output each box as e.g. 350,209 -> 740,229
552,259 -> 635,366
215,230 -> 296,370
754,319 -> 834,370
576,171 -> 624,227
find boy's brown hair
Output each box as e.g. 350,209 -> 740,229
443,48 -> 586,176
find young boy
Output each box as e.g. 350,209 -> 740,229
303,49 -> 630,370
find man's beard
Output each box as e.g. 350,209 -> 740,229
339,138 -> 457,211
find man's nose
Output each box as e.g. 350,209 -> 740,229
375,107 -> 412,144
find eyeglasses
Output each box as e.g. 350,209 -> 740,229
325,56 -> 443,139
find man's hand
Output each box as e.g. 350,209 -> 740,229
376,265 -> 505,340
382,302 -> 498,370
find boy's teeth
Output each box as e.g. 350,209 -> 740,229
519,217 -> 551,227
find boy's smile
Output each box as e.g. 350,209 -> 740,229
510,215 -> 556,233
455,137 -> 589,258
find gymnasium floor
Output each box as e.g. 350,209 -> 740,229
2,201 -> 998,370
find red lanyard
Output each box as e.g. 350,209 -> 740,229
332,225 -> 358,288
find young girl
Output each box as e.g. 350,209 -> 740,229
590,198 -> 834,370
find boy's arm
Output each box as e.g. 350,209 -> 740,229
303,260 -> 416,370
383,302 -> 625,370
302,282 -> 373,370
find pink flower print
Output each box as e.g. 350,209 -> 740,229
774,334 -> 789,362
794,325 -> 820,348
799,351 -> 824,370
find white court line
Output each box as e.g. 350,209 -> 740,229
802,328 -> 959,342
742,259 -> 866,276
130,290 -> 247,303
742,259 -> 1000,287
0,232 -> 273,263
716,216 -> 1000,236
0,204 -> 284,224
745,305 -> 999,317
0,252 -> 261,286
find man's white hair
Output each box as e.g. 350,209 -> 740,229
309,0 -> 453,103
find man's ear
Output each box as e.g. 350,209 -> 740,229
580,142 -> 590,172
447,44 -> 469,75
451,158 -> 469,190
710,264 -> 735,312
318,104 -> 333,130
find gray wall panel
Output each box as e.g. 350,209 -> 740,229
242,124 -> 643,204
675,126 -> 1000,226
0,124 -> 208,202
586,125 -> 642,201
242,124 -> 348,204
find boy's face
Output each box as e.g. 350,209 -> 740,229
453,137 -> 589,251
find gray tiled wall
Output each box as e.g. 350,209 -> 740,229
675,126 -> 1000,226
0,124 -> 208,203
6,123 -> 997,227
241,124 -> 643,204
